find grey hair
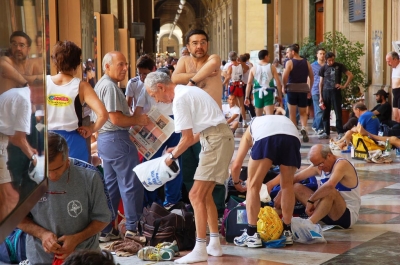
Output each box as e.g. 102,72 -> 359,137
180,47 -> 188,53
144,72 -> 172,92
48,131 -> 69,163
307,144 -> 332,160
228,51 -> 237,61
102,53 -> 113,72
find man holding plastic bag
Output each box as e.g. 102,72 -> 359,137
144,72 -> 234,264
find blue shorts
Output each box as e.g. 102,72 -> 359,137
321,208 -> 351,228
250,134 -> 301,168
287,92 -> 308,108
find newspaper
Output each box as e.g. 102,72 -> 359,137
129,106 -> 175,160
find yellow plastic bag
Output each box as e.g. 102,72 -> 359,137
257,206 -> 283,241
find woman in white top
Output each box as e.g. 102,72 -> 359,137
47,41 -> 107,162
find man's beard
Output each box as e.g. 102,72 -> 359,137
376,98 -> 383,104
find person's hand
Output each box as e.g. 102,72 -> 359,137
165,157 -> 173,166
273,190 -> 282,209
275,95 -> 282,103
244,98 -> 250,106
335,84 -> 345,90
134,114 -> 150,126
54,234 -> 79,260
233,180 -> 247,193
281,88 -> 285,95
305,202 -> 315,216
40,231 -> 62,254
319,97 -> 324,104
187,81 -> 194,86
77,126 -> 92,138
307,92 -> 311,99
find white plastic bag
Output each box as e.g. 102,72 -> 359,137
291,217 -> 326,244
133,154 -> 180,191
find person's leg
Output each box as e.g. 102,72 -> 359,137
288,104 -> 298,127
309,189 -> 347,224
237,96 -> 247,122
299,107 -> 308,128
279,165 -> 297,226
263,105 -> 274,115
230,121 -> 239,132
181,143 -> 201,200
337,131 -> 353,149
394,108 -> 400,123
175,181 -> 215,264
293,183 -> 314,206
206,184 -> 223,257
332,90 -> 344,134
322,90 -> 332,136
312,94 -> 324,131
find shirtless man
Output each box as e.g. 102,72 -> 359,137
385,51 -> 400,122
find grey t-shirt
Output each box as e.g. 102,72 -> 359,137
93,74 -> 131,133
26,158 -> 112,265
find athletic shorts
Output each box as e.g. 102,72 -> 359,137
229,81 -> 244,97
250,134 -> 301,168
392,88 -> 400,108
195,123 -> 235,184
0,133 -> 11,184
287,92 -> 308,108
254,88 -> 275,108
321,207 -> 351,229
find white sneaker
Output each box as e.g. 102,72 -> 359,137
283,230 -> 293,245
233,230 -> 262,248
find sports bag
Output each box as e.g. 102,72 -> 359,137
351,133 -> 385,160
0,229 -> 27,264
138,203 -> 195,251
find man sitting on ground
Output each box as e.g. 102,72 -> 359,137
269,144 -> 360,229
371,89 -> 392,124
225,94 -> 240,133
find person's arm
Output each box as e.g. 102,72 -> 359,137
271,65 -> 283,103
319,77 -> 324,104
226,114 -> 239,124
0,57 -> 28,86
108,111 -> 149,127
341,70 -> 353,89
190,54 -> 221,84
231,128 -> 252,192
223,65 -> 232,87
171,56 -> 195,84
9,131 -> 37,166
244,67 -> 255,106
307,61 -> 314,91
165,128 -> 199,166
281,60 -> 292,94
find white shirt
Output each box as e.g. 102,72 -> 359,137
0,87 -> 31,135
250,115 -> 300,143
136,87 -> 173,115
392,63 -> 400,79
125,76 -> 145,111
173,85 -> 226,134
227,105 -> 240,123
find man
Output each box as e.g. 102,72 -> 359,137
144,72 -> 234,264
180,47 -> 189,57
171,29 -> 227,221
311,48 -> 326,135
319,52 -> 353,140
371,89 -> 392,124
271,144 -> 360,229
18,132 -> 112,264
93,51 -> 149,242
385,51 -> 400,122
223,51 -> 246,121
225,94 -> 240,132
282,44 -> 314,142
230,115 -> 301,247
245,49 -> 282,116
336,103 -> 380,150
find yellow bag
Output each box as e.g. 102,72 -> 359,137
257,206 -> 283,241
351,133 -> 385,160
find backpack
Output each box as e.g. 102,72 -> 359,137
378,122 -> 400,137
0,229 -> 27,264
138,203 -> 195,251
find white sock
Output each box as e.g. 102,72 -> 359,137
174,238 -> 208,264
207,233 -> 222,256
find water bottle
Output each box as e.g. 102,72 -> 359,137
384,139 -> 391,156
396,148 -> 400,157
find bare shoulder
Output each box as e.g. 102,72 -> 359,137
208,54 -> 221,62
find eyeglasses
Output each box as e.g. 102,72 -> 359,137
313,160 -> 325,168
190,41 -> 207,47
11,42 -> 28,48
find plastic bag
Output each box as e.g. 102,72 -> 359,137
257,206 -> 283,241
291,217 -> 326,244
133,154 -> 180,191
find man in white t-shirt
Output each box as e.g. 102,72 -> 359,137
385,51 -> 400,122
144,72 -> 234,264
225,94 -> 240,132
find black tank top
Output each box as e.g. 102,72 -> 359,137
288,59 -> 308,83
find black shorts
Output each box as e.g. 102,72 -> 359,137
321,208 -> 351,228
287,92 -> 308,108
392,88 -> 400,108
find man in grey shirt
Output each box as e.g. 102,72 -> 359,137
93,51 -> 149,242
18,132 -> 112,264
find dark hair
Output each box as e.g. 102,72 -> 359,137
222,60 -> 226,66
287,43 -> 300,53
48,132 -> 69,163
316,47 -> 326,54
136,54 -> 155,71
353,102 -> 367,111
166,56 -> 174,65
166,64 -> 175,73
10,31 -> 32,47
185,29 -> 209,44
244,53 -> 251,61
258,50 -> 269,60
51,41 -> 82,72
389,51 -> 399,60
156,67 -> 171,76
325,52 -> 335,60
63,250 -> 116,265
239,54 -> 247,63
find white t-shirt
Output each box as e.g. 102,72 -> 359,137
392,63 -> 400,79
0,87 -> 31,135
250,115 -> 299,143
173,85 -> 226,134
125,76 -> 144,111
230,64 -> 243,81
136,87 -> 173,115
227,105 -> 240,123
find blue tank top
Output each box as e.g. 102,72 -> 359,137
288,59 -> 308,83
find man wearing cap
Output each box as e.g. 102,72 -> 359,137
386,51 -> 400,122
371,89 -> 392,124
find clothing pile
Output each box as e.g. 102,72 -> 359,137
105,237 -> 144,257
137,240 -> 180,261
364,149 -> 392,164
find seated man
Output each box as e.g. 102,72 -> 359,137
18,132 -> 112,264
357,124 -> 400,149
371,89 -> 392,124
271,144 -> 360,229
336,103 -> 380,150
225,94 -> 240,133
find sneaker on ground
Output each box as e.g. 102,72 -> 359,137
233,230 -> 262,248
300,129 -> 309,142
283,230 -> 293,245
317,129 -> 324,135
163,202 -> 176,211
337,133 -> 345,140
312,127 -> 317,133
99,227 -> 120,243
125,230 -> 146,245
19,260 -> 30,265
137,246 -> 175,261
156,240 -> 180,256
318,133 -> 329,139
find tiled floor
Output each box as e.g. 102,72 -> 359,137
108,123 -> 400,265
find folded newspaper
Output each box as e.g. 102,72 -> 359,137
129,106 -> 175,159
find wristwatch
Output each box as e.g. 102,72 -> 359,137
31,154 -> 37,161
189,79 -> 196,85
169,153 -> 177,161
